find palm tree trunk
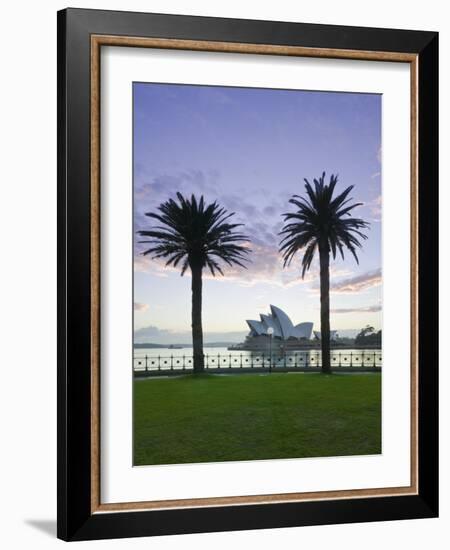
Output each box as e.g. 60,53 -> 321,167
191,265 -> 204,373
319,241 -> 331,374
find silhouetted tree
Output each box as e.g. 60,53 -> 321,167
138,193 -> 250,373
280,173 -> 370,373
356,325 -> 375,339
355,327 -> 381,347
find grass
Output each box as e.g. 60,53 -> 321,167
133,372 -> 381,466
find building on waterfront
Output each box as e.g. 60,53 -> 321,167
228,305 -> 342,351
246,305 -> 313,341
228,305 -> 314,351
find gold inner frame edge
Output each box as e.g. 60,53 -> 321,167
90,35 -> 419,514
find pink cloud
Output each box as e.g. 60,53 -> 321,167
330,268 -> 382,293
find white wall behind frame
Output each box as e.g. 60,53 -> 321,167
1,2 -> 446,550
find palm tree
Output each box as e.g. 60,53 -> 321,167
138,192 -> 250,373
279,173 -> 370,374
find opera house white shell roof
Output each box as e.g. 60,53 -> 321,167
246,305 -> 313,341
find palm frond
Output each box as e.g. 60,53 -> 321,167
138,192 -> 251,277
279,173 -> 370,277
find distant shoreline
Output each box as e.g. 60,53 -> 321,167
228,344 -> 382,351
134,342 -> 235,349
134,342 -> 382,350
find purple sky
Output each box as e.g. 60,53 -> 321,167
133,82 -> 382,343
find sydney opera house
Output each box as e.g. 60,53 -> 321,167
231,305 -> 337,351
247,305 -> 313,341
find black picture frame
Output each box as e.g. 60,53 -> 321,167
57,7 -> 438,541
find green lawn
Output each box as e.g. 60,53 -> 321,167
134,373 -> 381,466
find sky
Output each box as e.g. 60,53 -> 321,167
133,82 -> 382,344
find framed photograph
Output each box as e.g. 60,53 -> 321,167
57,8 -> 438,541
